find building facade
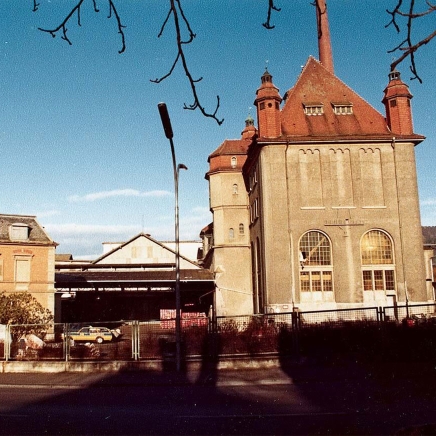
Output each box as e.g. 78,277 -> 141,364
55,233 -> 214,322
205,0 -> 429,315
205,119 -> 256,315
0,214 -> 57,314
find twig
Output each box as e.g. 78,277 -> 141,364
151,0 -> 223,125
36,0 -> 126,54
262,0 -> 281,29
386,0 -> 436,82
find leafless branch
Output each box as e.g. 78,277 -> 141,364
151,0 -> 223,125
36,0 -> 126,54
386,0 -> 436,82
262,0 -> 281,29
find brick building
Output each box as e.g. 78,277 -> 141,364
205,0 -> 429,315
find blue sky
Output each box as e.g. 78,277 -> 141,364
1,1 -> 435,258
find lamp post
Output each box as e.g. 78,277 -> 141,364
157,102 -> 187,372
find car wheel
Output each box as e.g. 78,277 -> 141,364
96,337 -> 104,344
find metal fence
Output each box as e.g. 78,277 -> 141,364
1,302 -> 436,362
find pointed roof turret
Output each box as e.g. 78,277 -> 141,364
241,114 -> 257,140
254,68 -> 282,138
382,69 -> 414,135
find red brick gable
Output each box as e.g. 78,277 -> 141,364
280,57 -> 392,139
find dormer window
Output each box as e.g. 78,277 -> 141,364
303,103 -> 324,116
332,102 -> 353,115
9,223 -> 30,241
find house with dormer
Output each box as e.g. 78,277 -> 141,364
205,0 -> 429,315
0,214 -> 57,315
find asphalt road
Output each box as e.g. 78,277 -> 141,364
0,362 -> 435,435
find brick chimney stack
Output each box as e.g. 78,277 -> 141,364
316,0 -> 334,74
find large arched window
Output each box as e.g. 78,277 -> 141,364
299,231 -> 333,294
361,230 -> 395,293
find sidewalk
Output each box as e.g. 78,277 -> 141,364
0,356 -> 434,389
0,357 -> 416,389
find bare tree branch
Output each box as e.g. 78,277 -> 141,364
262,0 -> 281,30
36,0 -> 126,54
386,0 -> 436,82
32,0 -> 435,124
151,0 -> 223,125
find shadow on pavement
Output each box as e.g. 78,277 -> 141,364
2,339 -> 436,435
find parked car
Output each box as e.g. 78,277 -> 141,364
67,326 -> 115,344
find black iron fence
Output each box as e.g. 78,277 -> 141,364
1,302 -> 436,362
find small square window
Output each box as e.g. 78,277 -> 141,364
303,103 -> 324,116
332,102 -> 353,115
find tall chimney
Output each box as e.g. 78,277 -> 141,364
316,0 -> 334,74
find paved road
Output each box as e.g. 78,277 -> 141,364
0,362 -> 435,435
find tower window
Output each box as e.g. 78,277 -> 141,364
303,103 -> 324,116
233,184 -> 238,194
231,156 -> 237,168
239,223 -> 244,235
259,102 -> 265,110
390,99 -> 397,108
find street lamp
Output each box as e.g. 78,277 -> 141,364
157,102 -> 187,372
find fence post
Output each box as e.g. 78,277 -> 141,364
64,323 -> 70,362
132,321 -> 139,361
208,315 -> 219,360
5,324 -> 10,361
378,306 -> 385,323
292,311 -> 300,357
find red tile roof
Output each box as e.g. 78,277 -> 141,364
280,57 -> 392,139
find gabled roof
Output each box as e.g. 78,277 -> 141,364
0,213 -> 57,246
279,57 -> 393,140
92,232 -> 199,268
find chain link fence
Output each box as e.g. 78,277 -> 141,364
2,303 -> 436,362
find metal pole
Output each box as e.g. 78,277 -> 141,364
157,103 -> 187,372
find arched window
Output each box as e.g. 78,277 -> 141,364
239,223 -> 244,235
229,228 -> 234,239
232,183 -> 238,194
361,230 -> 395,292
231,156 -> 237,168
299,231 -> 333,294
